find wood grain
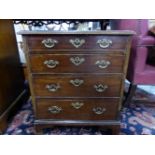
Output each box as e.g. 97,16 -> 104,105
32,74 -> 122,97
21,30 -> 133,134
35,98 -> 119,120
30,53 -> 125,73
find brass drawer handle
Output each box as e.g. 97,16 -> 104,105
44,60 -> 59,68
70,79 -> 84,87
71,102 -> 84,109
46,84 -> 60,92
95,60 -> 111,69
69,38 -> 85,48
94,84 -> 108,92
48,106 -> 62,114
70,57 -> 85,66
97,39 -> 112,48
93,107 -> 106,115
42,38 -> 58,48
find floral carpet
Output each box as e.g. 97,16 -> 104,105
4,87 -> 155,135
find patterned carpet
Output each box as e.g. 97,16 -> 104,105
4,87 -> 155,135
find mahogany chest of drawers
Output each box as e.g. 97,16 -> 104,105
20,30 -> 134,134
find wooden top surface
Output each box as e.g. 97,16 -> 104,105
18,30 -> 135,35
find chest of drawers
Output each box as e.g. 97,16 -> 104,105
20,30 -> 134,134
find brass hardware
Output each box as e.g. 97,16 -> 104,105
42,38 -> 58,48
70,57 -> 85,66
95,60 -> 111,69
69,38 -> 85,48
48,106 -> 62,114
97,39 -> 112,48
44,60 -> 59,68
46,84 -> 60,92
94,84 -> 108,92
93,107 -> 106,115
71,102 -> 84,109
70,79 -> 84,87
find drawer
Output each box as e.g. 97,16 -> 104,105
26,35 -> 129,51
32,74 -> 122,97
29,54 -> 125,73
35,98 -> 119,120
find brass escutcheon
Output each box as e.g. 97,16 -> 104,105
42,38 -> 58,48
94,84 -> 108,92
46,84 -> 60,92
70,56 -> 85,66
69,38 -> 85,48
93,107 -> 106,115
71,102 -> 84,109
95,60 -> 111,69
97,39 -> 112,48
48,106 -> 62,114
70,79 -> 84,87
44,60 -> 59,68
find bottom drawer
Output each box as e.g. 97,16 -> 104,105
35,98 -> 119,120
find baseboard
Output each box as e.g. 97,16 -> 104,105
0,89 -> 29,134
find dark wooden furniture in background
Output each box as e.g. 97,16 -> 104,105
147,27 -> 155,66
0,20 -> 27,134
20,30 -> 134,134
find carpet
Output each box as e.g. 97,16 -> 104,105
4,87 -> 155,135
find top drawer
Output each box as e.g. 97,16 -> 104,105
25,35 -> 129,51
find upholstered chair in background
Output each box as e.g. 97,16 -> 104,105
110,19 -> 155,105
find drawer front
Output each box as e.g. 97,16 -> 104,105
32,75 -> 122,97
29,54 -> 125,73
26,35 -> 128,51
35,98 -> 119,120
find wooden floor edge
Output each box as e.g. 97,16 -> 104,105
34,119 -> 120,126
